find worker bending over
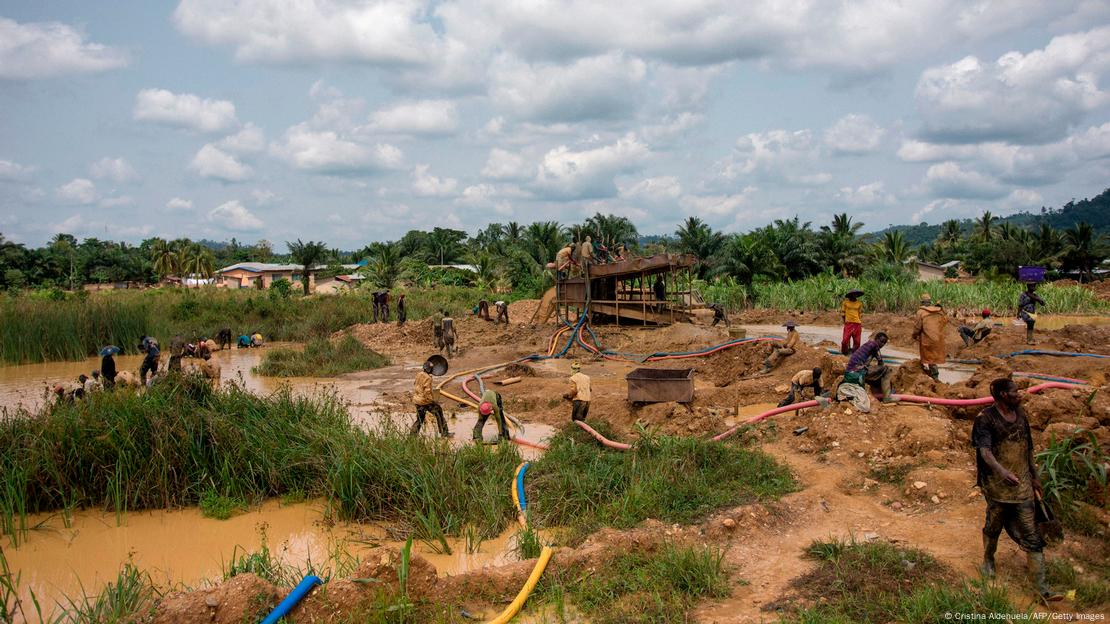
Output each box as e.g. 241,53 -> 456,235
495,300 -> 509,324
778,367 -> 822,407
563,361 -> 591,422
474,388 -> 510,442
844,331 -> 894,401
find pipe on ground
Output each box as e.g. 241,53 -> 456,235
484,546 -> 554,624
259,575 -> 322,624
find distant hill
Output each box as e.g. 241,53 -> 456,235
872,188 -> 1110,247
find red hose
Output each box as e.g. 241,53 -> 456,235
711,400 -> 820,441
574,420 -> 633,450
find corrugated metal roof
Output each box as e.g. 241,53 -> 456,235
217,262 -> 328,274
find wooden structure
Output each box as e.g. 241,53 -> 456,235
555,253 -> 698,325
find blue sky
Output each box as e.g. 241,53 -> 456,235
2,1 -> 1108,250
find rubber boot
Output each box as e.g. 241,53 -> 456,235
1026,327 -> 1035,345
927,364 -> 940,381
760,357 -> 773,375
1028,552 -> 1063,601
980,534 -> 998,579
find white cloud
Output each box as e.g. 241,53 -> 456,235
99,195 -> 134,208
915,26 -> 1110,144
134,88 -> 239,133
216,123 -> 266,154
411,164 -> 458,197
207,200 -> 263,231
490,52 -> 647,123
251,189 -> 279,205
0,159 -> 35,182
271,124 -> 404,174
368,100 -> 459,136
56,178 -> 97,204
89,157 -> 139,183
824,114 -> 885,155
173,0 -> 440,65
534,134 -> 651,199
620,176 -> 682,202
189,145 -> 253,182
0,17 -> 128,79
719,129 -> 831,187
922,162 -> 1007,199
835,182 -> 896,207
481,148 -> 532,181
679,187 -> 756,217
165,197 -> 194,211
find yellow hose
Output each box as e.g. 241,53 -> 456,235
512,462 -> 527,527
484,546 -> 554,624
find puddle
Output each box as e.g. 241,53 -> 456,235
992,314 -> 1110,331
4,499 -> 525,619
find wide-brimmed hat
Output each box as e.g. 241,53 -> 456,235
920,293 -> 933,303
846,289 -> 864,297
784,320 -> 797,328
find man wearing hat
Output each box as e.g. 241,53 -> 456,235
474,387 -> 510,442
912,293 -> 947,380
958,309 -> 994,346
761,320 -> 800,373
410,360 -> 450,437
840,290 -> 864,355
563,361 -> 591,422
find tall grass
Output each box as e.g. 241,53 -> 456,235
0,376 -> 518,545
526,423 -> 796,542
254,336 -> 389,377
718,273 -> 1110,314
0,285 -> 500,364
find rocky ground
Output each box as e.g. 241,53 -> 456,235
155,303 -> 1110,622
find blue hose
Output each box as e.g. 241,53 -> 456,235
260,575 -> 322,624
1001,349 -> 1110,359
516,462 -> 530,513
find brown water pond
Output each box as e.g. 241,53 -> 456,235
4,500 -> 525,619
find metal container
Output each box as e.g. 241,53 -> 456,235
727,326 -> 746,339
626,367 -> 695,403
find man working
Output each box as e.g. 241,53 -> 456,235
762,320 -> 800,373
844,331 -> 894,400
1017,283 -> 1046,345
778,367 -> 822,407
397,293 -> 407,326
912,293 -> 947,380
441,312 -> 457,357
216,327 -> 232,351
475,299 -> 491,321
579,236 -> 594,274
101,350 -> 117,388
555,243 -> 575,279
139,336 -> 160,384
972,378 -> 1061,601
494,300 -> 509,325
198,352 -> 221,386
708,303 -> 728,327
474,388 -> 510,442
410,360 -> 450,437
959,309 -> 994,346
379,290 -> 390,322
432,309 -> 445,351
840,289 -> 864,354
563,361 -> 591,422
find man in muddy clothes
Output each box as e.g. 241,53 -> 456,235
410,360 -> 450,437
138,336 -> 160,384
845,331 -> 894,400
494,300 -> 509,325
216,328 -> 232,351
778,367 -> 822,407
475,388 -> 510,442
441,313 -> 457,357
972,378 -> 1061,601
762,320 -> 800,373
708,303 -> 728,327
564,361 -> 591,422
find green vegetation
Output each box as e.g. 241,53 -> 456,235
781,538 -> 1015,623
0,285 -> 498,364
1035,429 -> 1109,535
0,376 -> 519,546
1046,559 -> 1110,611
526,423 -> 796,544
199,489 -> 246,520
743,272 -> 1110,314
534,542 -> 731,624
254,336 -> 389,377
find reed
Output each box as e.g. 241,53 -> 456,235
253,336 -> 389,377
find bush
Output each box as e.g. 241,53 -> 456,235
254,336 -> 389,377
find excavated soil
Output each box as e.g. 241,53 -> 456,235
154,308 -> 1110,622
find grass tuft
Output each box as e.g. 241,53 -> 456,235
253,336 -> 389,377
199,490 -> 247,520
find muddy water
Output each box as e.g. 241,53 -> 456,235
993,313 -> 1110,331
5,500 -> 524,618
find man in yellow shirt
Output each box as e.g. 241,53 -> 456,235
762,321 -> 800,373
840,289 -> 863,354
410,360 -> 450,437
563,361 -> 591,421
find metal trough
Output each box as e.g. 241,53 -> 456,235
626,367 -> 695,403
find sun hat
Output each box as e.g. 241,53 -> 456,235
784,320 -> 797,328
571,362 -> 581,371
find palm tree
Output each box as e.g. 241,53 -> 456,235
974,211 -> 996,242
828,213 -> 863,238
937,220 -> 962,248
585,213 -> 639,248
711,234 -> 779,284
180,244 -> 215,284
675,217 -> 725,277
502,222 -> 525,244
149,238 -> 178,281
997,222 -> 1020,241
1034,223 -> 1064,265
425,227 -> 467,265
1062,222 -> 1106,282
819,214 -> 865,277
286,239 -> 328,295
524,221 -> 566,266
879,231 -> 911,264
365,242 -> 403,288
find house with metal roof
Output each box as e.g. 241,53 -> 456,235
216,262 -> 361,291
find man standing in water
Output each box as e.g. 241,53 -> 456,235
1017,283 -> 1046,345
410,360 -> 450,437
972,378 -> 1061,601
138,336 -> 160,385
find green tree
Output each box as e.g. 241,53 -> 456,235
425,227 -> 467,265
286,239 -> 328,295
675,217 -> 725,278
149,238 -> 178,281
819,213 -> 865,277
878,230 -> 911,264
365,242 -> 404,289
974,211 -> 996,242
1062,222 -> 1107,282
584,212 -> 639,248
524,221 -> 566,266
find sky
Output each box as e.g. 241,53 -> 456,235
1,1 -> 1109,250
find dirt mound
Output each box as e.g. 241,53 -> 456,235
1054,324 -> 1110,354
503,362 -> 537,377
688,341 -> 831,388
154,573 -> 279,624
342,315 -> 552,360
